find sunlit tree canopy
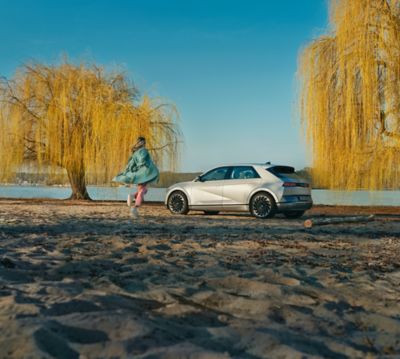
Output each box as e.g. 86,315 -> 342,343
299,0 -> 400,189
0,61 -> 180,199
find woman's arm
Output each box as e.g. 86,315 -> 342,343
135,148 -> 150,169
123,153 -> 137,173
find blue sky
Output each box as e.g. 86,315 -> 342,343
0,0 -> 328,172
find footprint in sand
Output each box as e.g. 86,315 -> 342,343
146,244 -> 172,251
43,299 -> 101,316
46,320 -> 109,344
262,270 -> 301,286
207,276 -> 282,298
190,290 -> 272,319
34,328 -> 79,359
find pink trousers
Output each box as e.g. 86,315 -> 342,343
133,184 -> 148,207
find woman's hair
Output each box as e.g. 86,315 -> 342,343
132,136 -> 146,153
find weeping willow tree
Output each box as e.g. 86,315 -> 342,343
299,0 -> 400,189
0,61 -> 180,199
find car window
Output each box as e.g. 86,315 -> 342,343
201,167 -> 230,182
230,166 -> 260,180
267,166 -> 302,181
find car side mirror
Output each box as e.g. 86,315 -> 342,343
195,176 -> 203,182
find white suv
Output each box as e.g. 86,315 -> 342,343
165,163 -> 312,219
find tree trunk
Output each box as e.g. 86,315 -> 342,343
66,167 -> 91,200
304,215 -> 375,228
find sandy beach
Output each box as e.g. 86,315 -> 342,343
0,199 -> 399,358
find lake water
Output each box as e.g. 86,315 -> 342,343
0,185 -> 167,202
0,185 -> 399,206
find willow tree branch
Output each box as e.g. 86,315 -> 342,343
147,140 -> 183,151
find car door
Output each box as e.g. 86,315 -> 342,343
222,166 -> 262,206
190,167 -> 231,207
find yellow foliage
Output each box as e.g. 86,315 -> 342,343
0,61 -> 180,197
299,0 -> 400,189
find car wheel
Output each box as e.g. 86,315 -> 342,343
167,191 -> 189,215
250,192 -> 276,219
203,211 -> 219,215
283,211 -> 305,219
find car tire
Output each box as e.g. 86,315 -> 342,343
283,211 -> 305,219
250,192 -> 276,219
203,211 -> 219,215
167,191 -> 189,215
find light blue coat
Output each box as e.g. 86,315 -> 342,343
113,148 -> 159,185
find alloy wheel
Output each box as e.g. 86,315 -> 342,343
251,193 -> 276,219
168,191 -> 189,215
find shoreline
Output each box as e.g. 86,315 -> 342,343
1,197 -> 400,214
2,186 -> 400,207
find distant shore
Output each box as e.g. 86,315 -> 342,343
2,171 -> 202,188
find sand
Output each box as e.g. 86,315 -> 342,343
0,199 -> 399,358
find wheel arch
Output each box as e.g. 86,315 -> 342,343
165,187 -> 191,206
248,188 -> 278,206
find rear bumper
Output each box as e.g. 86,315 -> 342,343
277,201 -> 313,212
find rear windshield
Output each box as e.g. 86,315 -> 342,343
267,166 -> 303,181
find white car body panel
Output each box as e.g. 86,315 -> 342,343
222,178 -> 262,206
190,180 -> 225,206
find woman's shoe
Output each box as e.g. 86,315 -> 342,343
130,207 -> 139,219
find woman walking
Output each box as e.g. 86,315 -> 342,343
113,137 -> 159,218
